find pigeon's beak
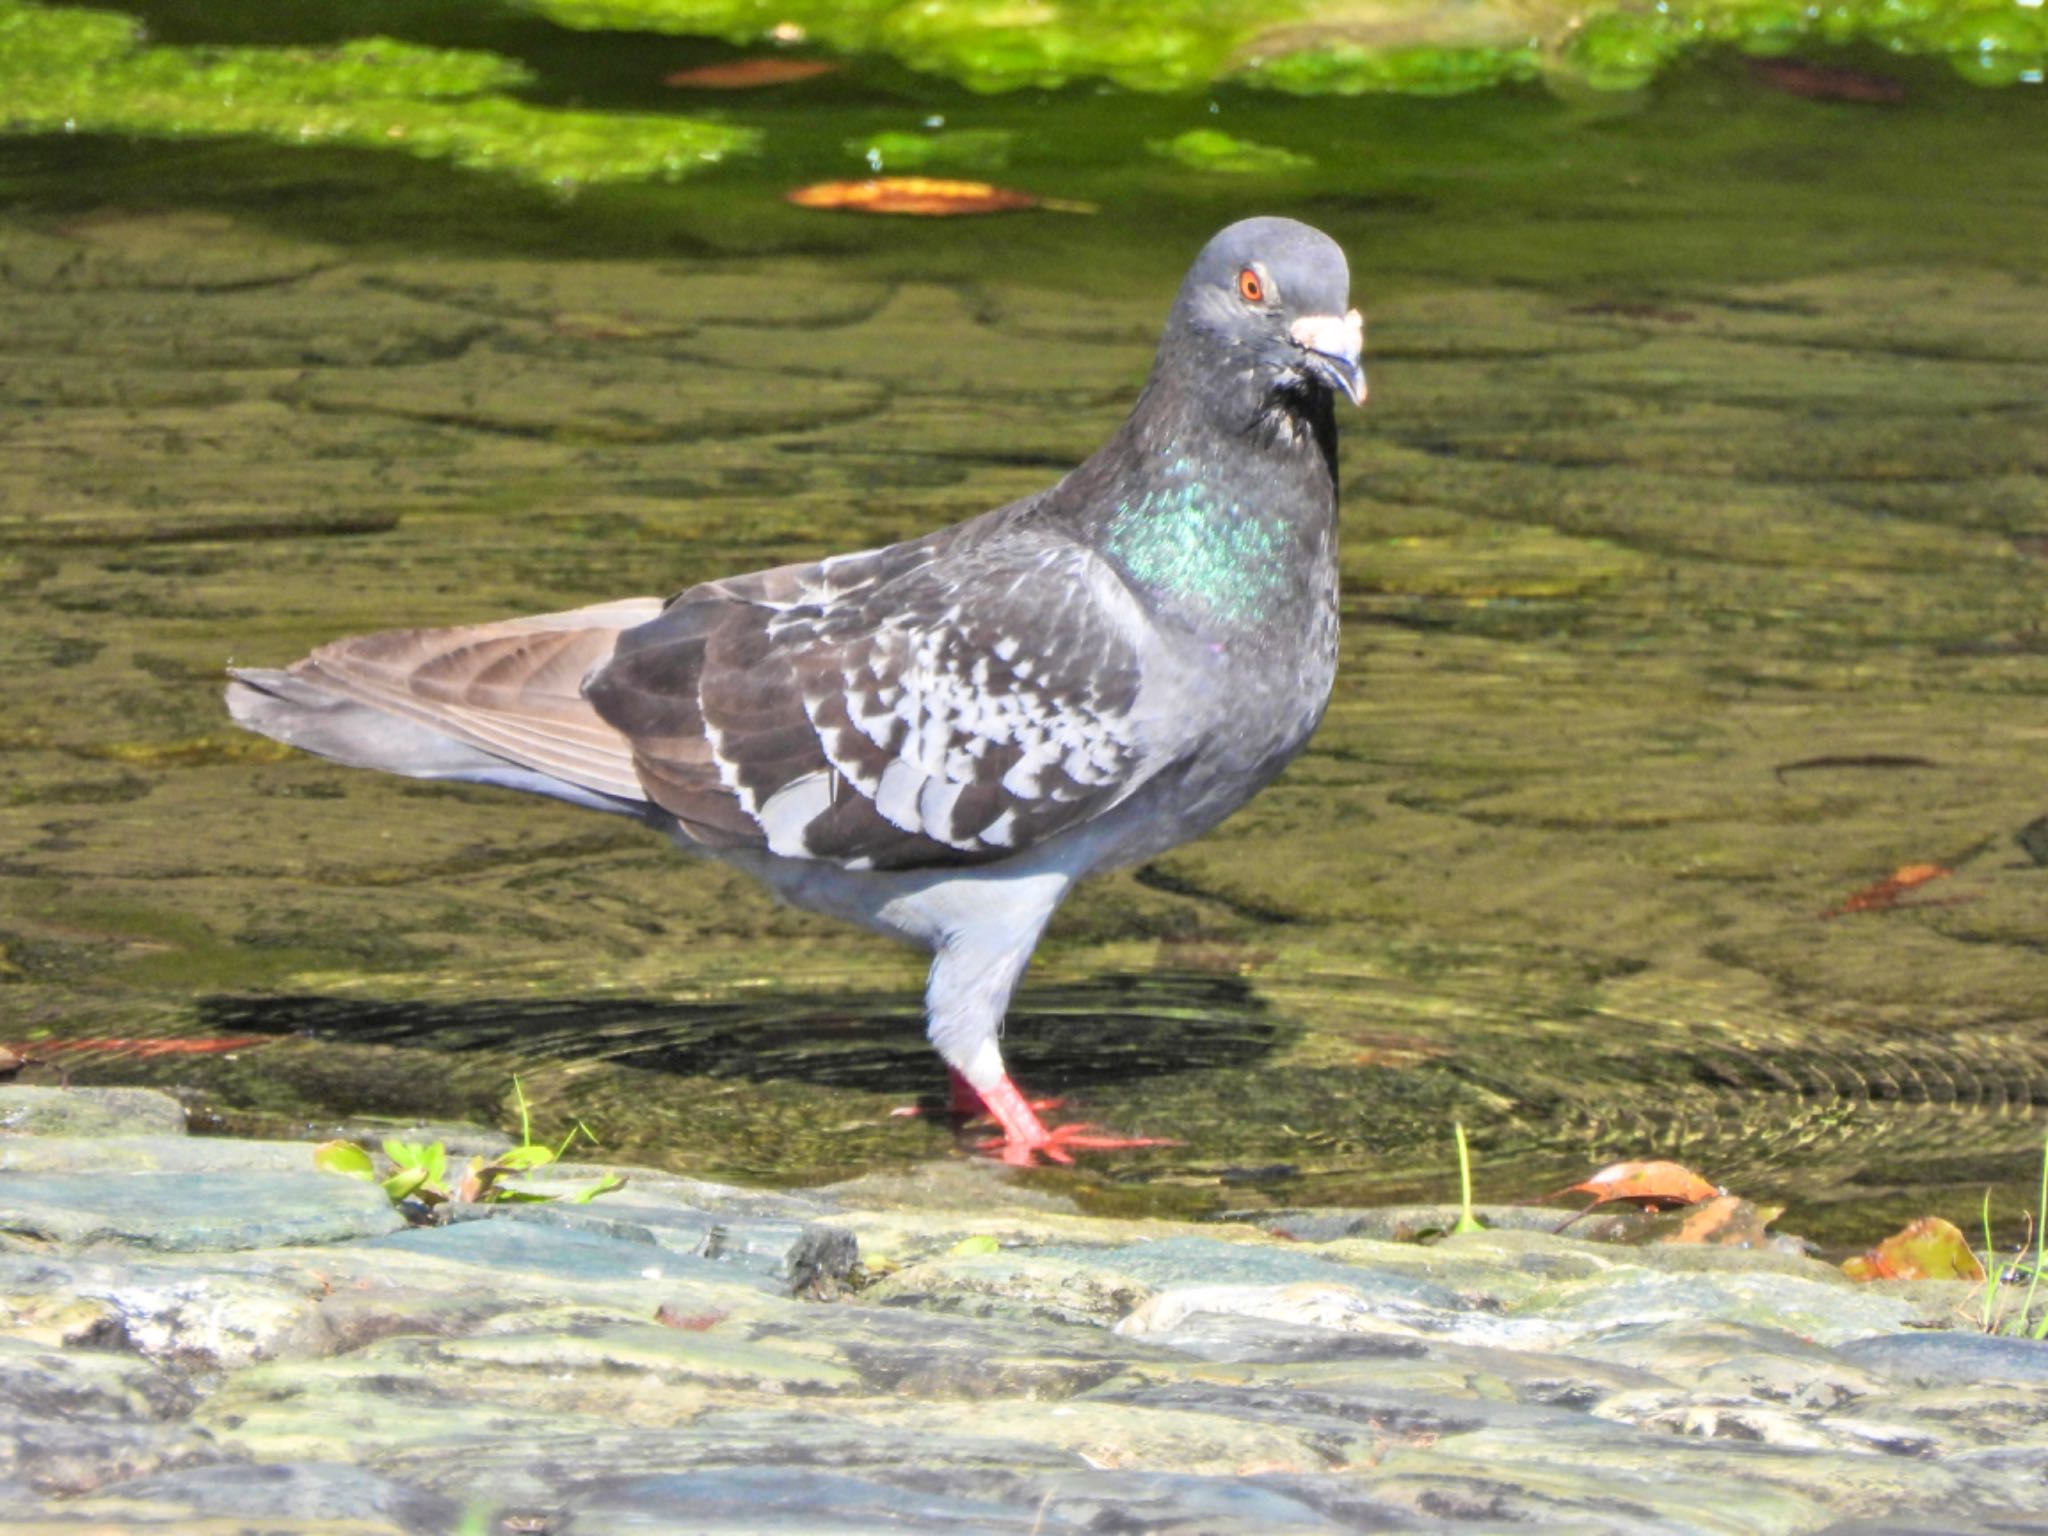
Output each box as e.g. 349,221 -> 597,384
1289,309 -> 1367,406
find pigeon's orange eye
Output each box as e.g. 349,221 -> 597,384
1237,267 -> 1264,304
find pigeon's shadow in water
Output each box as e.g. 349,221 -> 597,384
196,974 -> 1285,1096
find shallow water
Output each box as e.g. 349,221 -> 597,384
1,33 -> 2045,1249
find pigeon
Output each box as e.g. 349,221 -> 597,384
226,215 -> 1366,1165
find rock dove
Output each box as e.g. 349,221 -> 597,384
226,215 -> 1366,1165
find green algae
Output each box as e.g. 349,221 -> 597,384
527,0 -> 1259,93
1147,127 -> 1313,174
1566,0 -> 2048,90
0,0 -> 2040,199
517,0 -> 2048,96
0,0 -> 755,188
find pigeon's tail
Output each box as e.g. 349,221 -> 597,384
225,597 -> 666,819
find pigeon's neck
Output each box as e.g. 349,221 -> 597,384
1063,361 -> 1339,634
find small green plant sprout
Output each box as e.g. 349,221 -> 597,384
1451,1121 -> 1486,1235
312,1081 -> 624,1215
1979,1129 -> 2048,1338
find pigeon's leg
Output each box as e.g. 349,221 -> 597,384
946,1068 -> 1060,1120
923,890 -> 1173,1166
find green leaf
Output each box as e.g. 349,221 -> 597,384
497,1143 -> 556,1170
948,1233 -> 1001,1256
382,1140 -> 448,1182
570,1173 -> 626,1204
313,1140 -> 376,1180
382,1166 -> 432,1202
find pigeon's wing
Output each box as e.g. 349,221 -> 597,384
583,531 -> 1156,870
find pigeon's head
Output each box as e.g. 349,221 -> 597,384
1170,216 -> 1366,410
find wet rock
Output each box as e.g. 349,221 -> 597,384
861,1245 -> 1149,1326
0,1172 -> 404,1252
1837,1330 -> 2048,1388
0,1335 -> 194,1421
1518,1264 -> 1925,1348
0,1118 -> 2042,1532
0,1133 -> 326,1174
378,1413 -> 1092,1515
78,1462 -> 461,1533
0,1087 -> 186,1139
0,1336 -> 214,1496
553,1468 -> 1078,1535
370,1204 -> 755,1285
443,1193 -> 860,1295
0,1414 -> 222,1499
94,1270 -> 331,1368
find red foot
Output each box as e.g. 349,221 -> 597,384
962,1071 -> 1177,1168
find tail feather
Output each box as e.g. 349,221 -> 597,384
226,597 -> 665,817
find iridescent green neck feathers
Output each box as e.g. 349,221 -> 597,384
1101,458 -> 1293,626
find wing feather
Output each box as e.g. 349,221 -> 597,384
585,527 -> 1155,871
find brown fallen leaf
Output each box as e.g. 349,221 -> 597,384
786,177 -> 1093,217
1822,862 -> 1951,918
1561,1159 -> 1723,1212
1748,57 -> 1906,104
664,57 -> 837,89
1843,1215 -> 1985,1282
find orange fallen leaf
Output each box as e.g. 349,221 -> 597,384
1843,1216 -> 1985,1282
785,177 -> 1092,217
664,57 -> 837,89
1563,1159 -> 1723,1211
1823,862 -> 1951,918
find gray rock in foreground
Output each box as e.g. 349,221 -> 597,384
0,1096 -> 2039,1535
